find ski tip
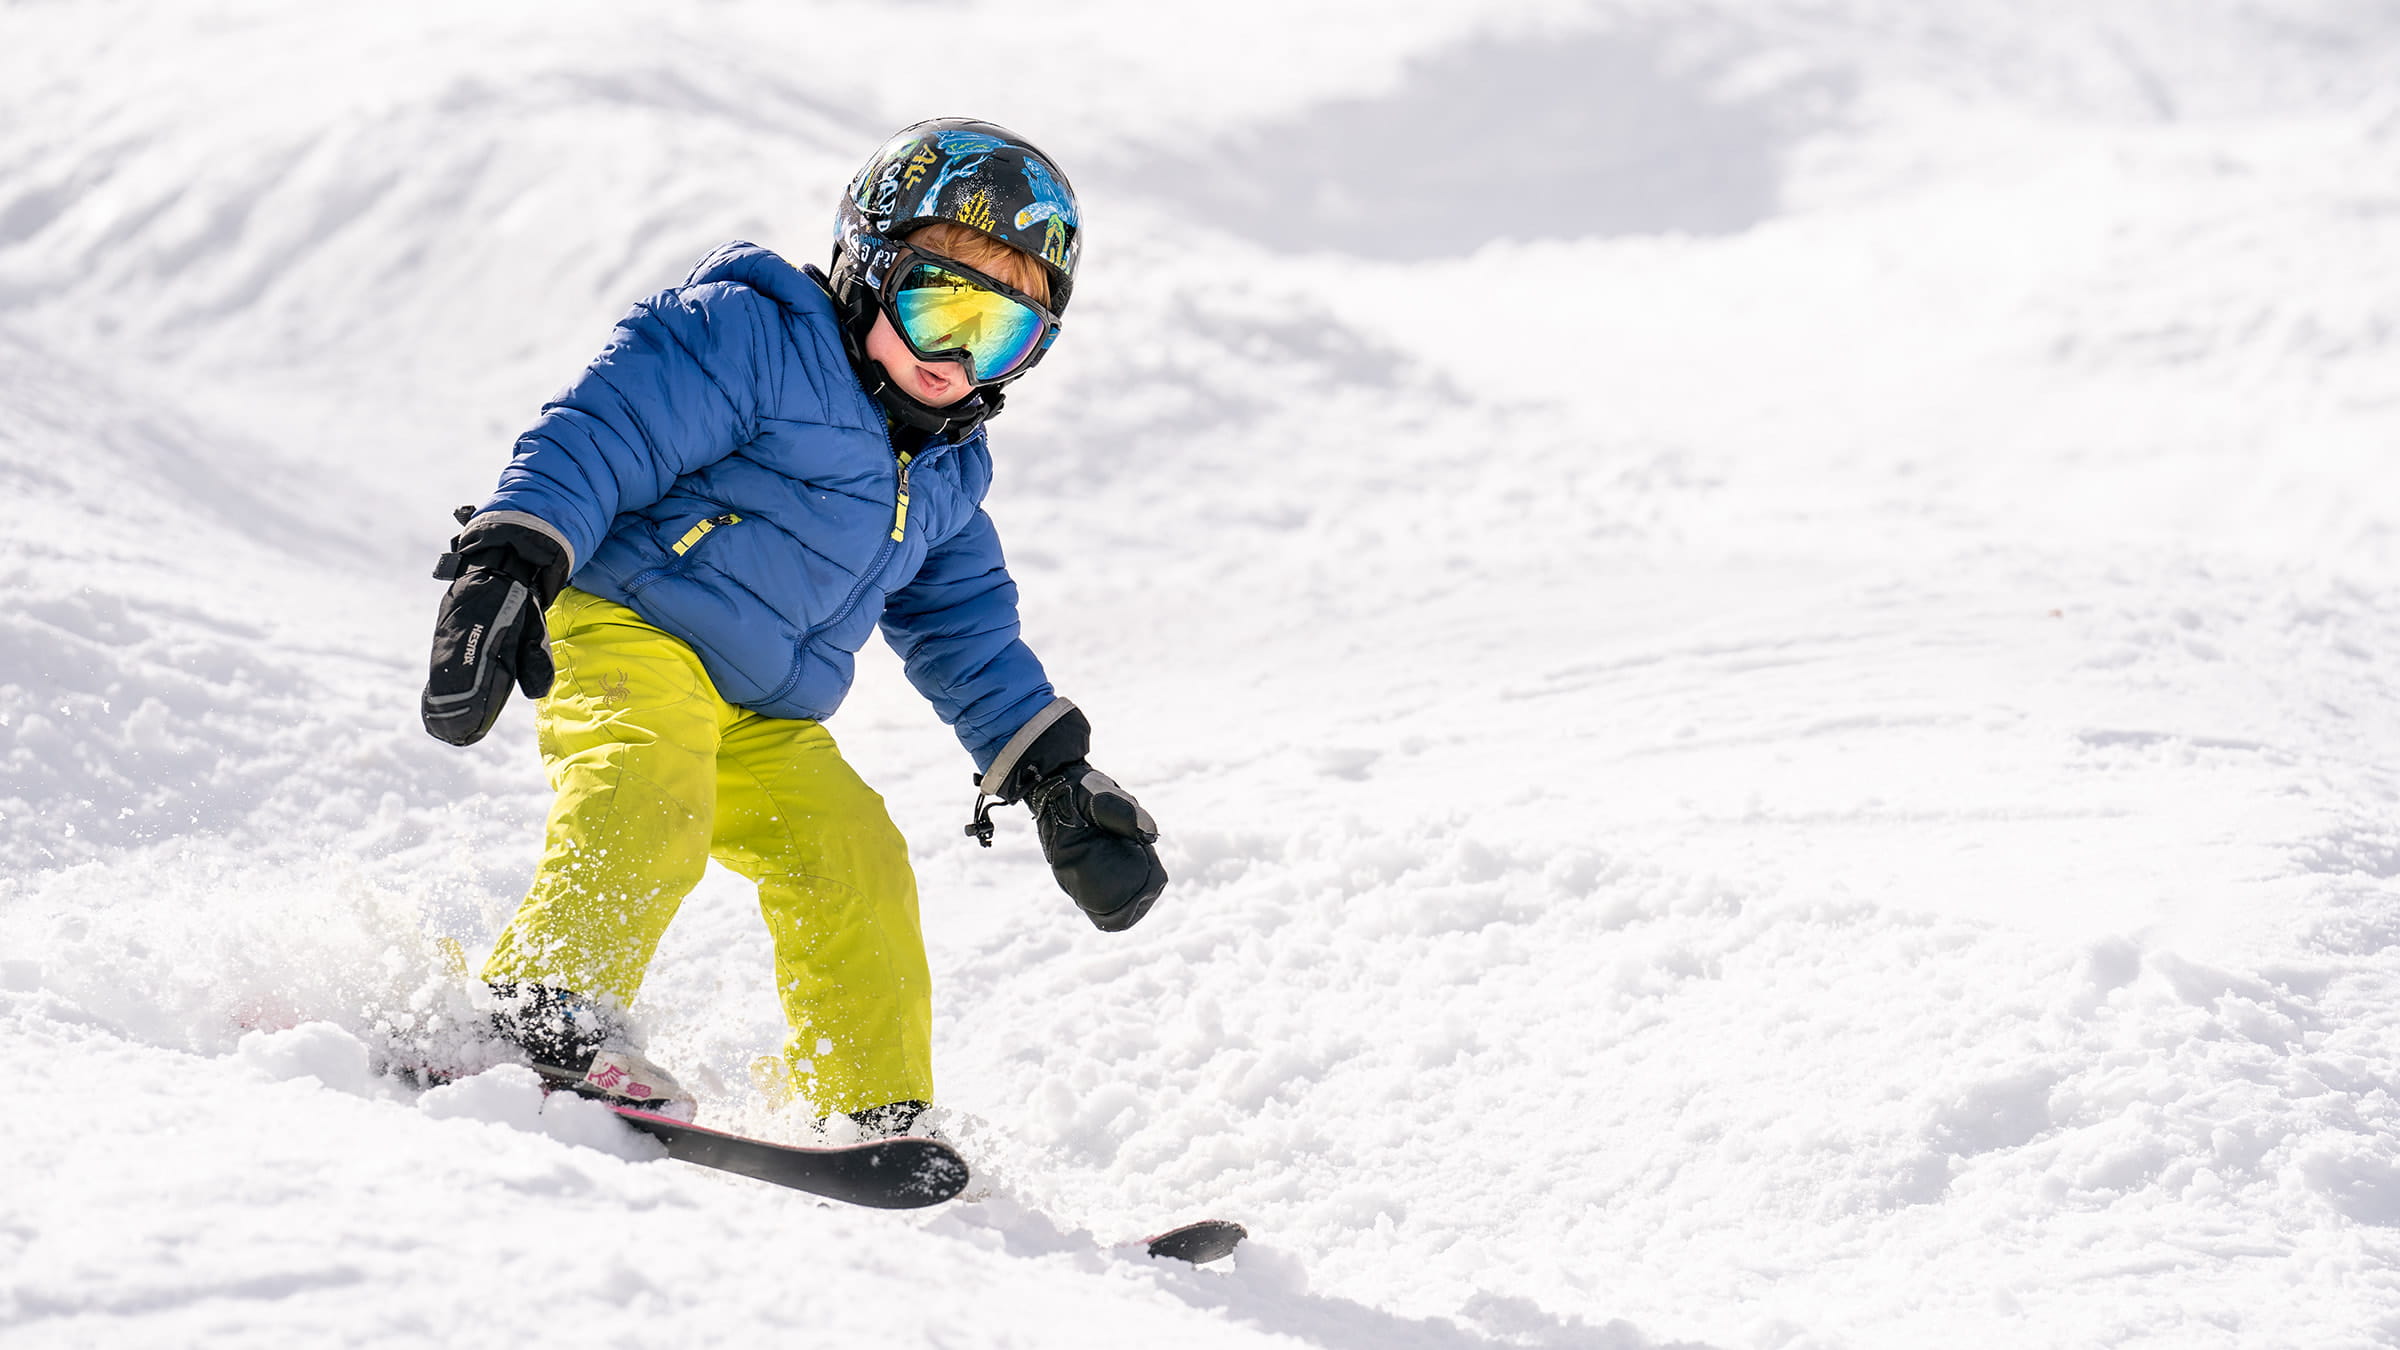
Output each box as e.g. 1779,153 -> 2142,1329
885,1138 -> 972,1208
1144,1219 -> 1248,1265
606,1105 -> 970,1209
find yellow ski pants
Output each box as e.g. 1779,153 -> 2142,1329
481,588 -> 932,1116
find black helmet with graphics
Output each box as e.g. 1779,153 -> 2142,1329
830,117 -> 1082,320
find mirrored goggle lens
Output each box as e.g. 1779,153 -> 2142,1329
891,263 -> 1047,382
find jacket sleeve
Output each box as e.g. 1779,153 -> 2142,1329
481,283 -> 778,569
879,507 -> 1058,771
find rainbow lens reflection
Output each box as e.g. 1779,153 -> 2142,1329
891,262 -> 1047,382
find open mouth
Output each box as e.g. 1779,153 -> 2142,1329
914,364 -> 964,400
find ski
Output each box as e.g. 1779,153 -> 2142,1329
608,1105 -> 970,1209
1143,1219 -> 1247,1264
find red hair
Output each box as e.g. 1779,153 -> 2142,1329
907,221 -> 1051,307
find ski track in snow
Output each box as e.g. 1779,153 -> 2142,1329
5,3 -> 2400,1347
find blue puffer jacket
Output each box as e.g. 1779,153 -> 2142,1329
478,241 -> 1053,771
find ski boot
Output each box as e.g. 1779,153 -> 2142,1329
845,1100 -> 931,1140
746,1053 -> 933,1141
487,982 -> 697,1121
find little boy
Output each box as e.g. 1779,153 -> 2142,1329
419,120 -> 1166,1135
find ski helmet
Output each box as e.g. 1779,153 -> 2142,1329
833,118 -> 1082,318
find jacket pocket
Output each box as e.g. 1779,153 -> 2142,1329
669,513 -> 743,558
626,513 -> 743,594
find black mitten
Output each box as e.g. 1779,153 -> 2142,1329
422,510 -> 572,747
970,702 -> 1168,932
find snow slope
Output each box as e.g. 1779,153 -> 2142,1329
6,2 -> 2400,1346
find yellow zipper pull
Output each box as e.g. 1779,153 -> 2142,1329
673,513 -> 742,556
891,452 -> 913,542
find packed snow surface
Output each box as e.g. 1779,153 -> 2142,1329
6,2 -> 2400,1346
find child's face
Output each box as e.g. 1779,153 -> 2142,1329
865,311 -> 974,408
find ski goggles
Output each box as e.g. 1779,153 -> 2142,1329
877,245 -> 1060,385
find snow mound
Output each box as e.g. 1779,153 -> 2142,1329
239,1021 -> 373,1097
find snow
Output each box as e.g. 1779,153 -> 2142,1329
5,1 -> 2400,1346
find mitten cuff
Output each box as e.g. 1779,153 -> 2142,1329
977,698 -> 1087,802
466,511 -> 577,576
438,512 -> 574,607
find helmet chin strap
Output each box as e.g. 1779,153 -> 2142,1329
863,360 -> 1007,439
816,260 -> 1007,442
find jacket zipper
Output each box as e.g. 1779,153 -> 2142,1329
767,428 -> 966,706
814,437 -> 944,641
